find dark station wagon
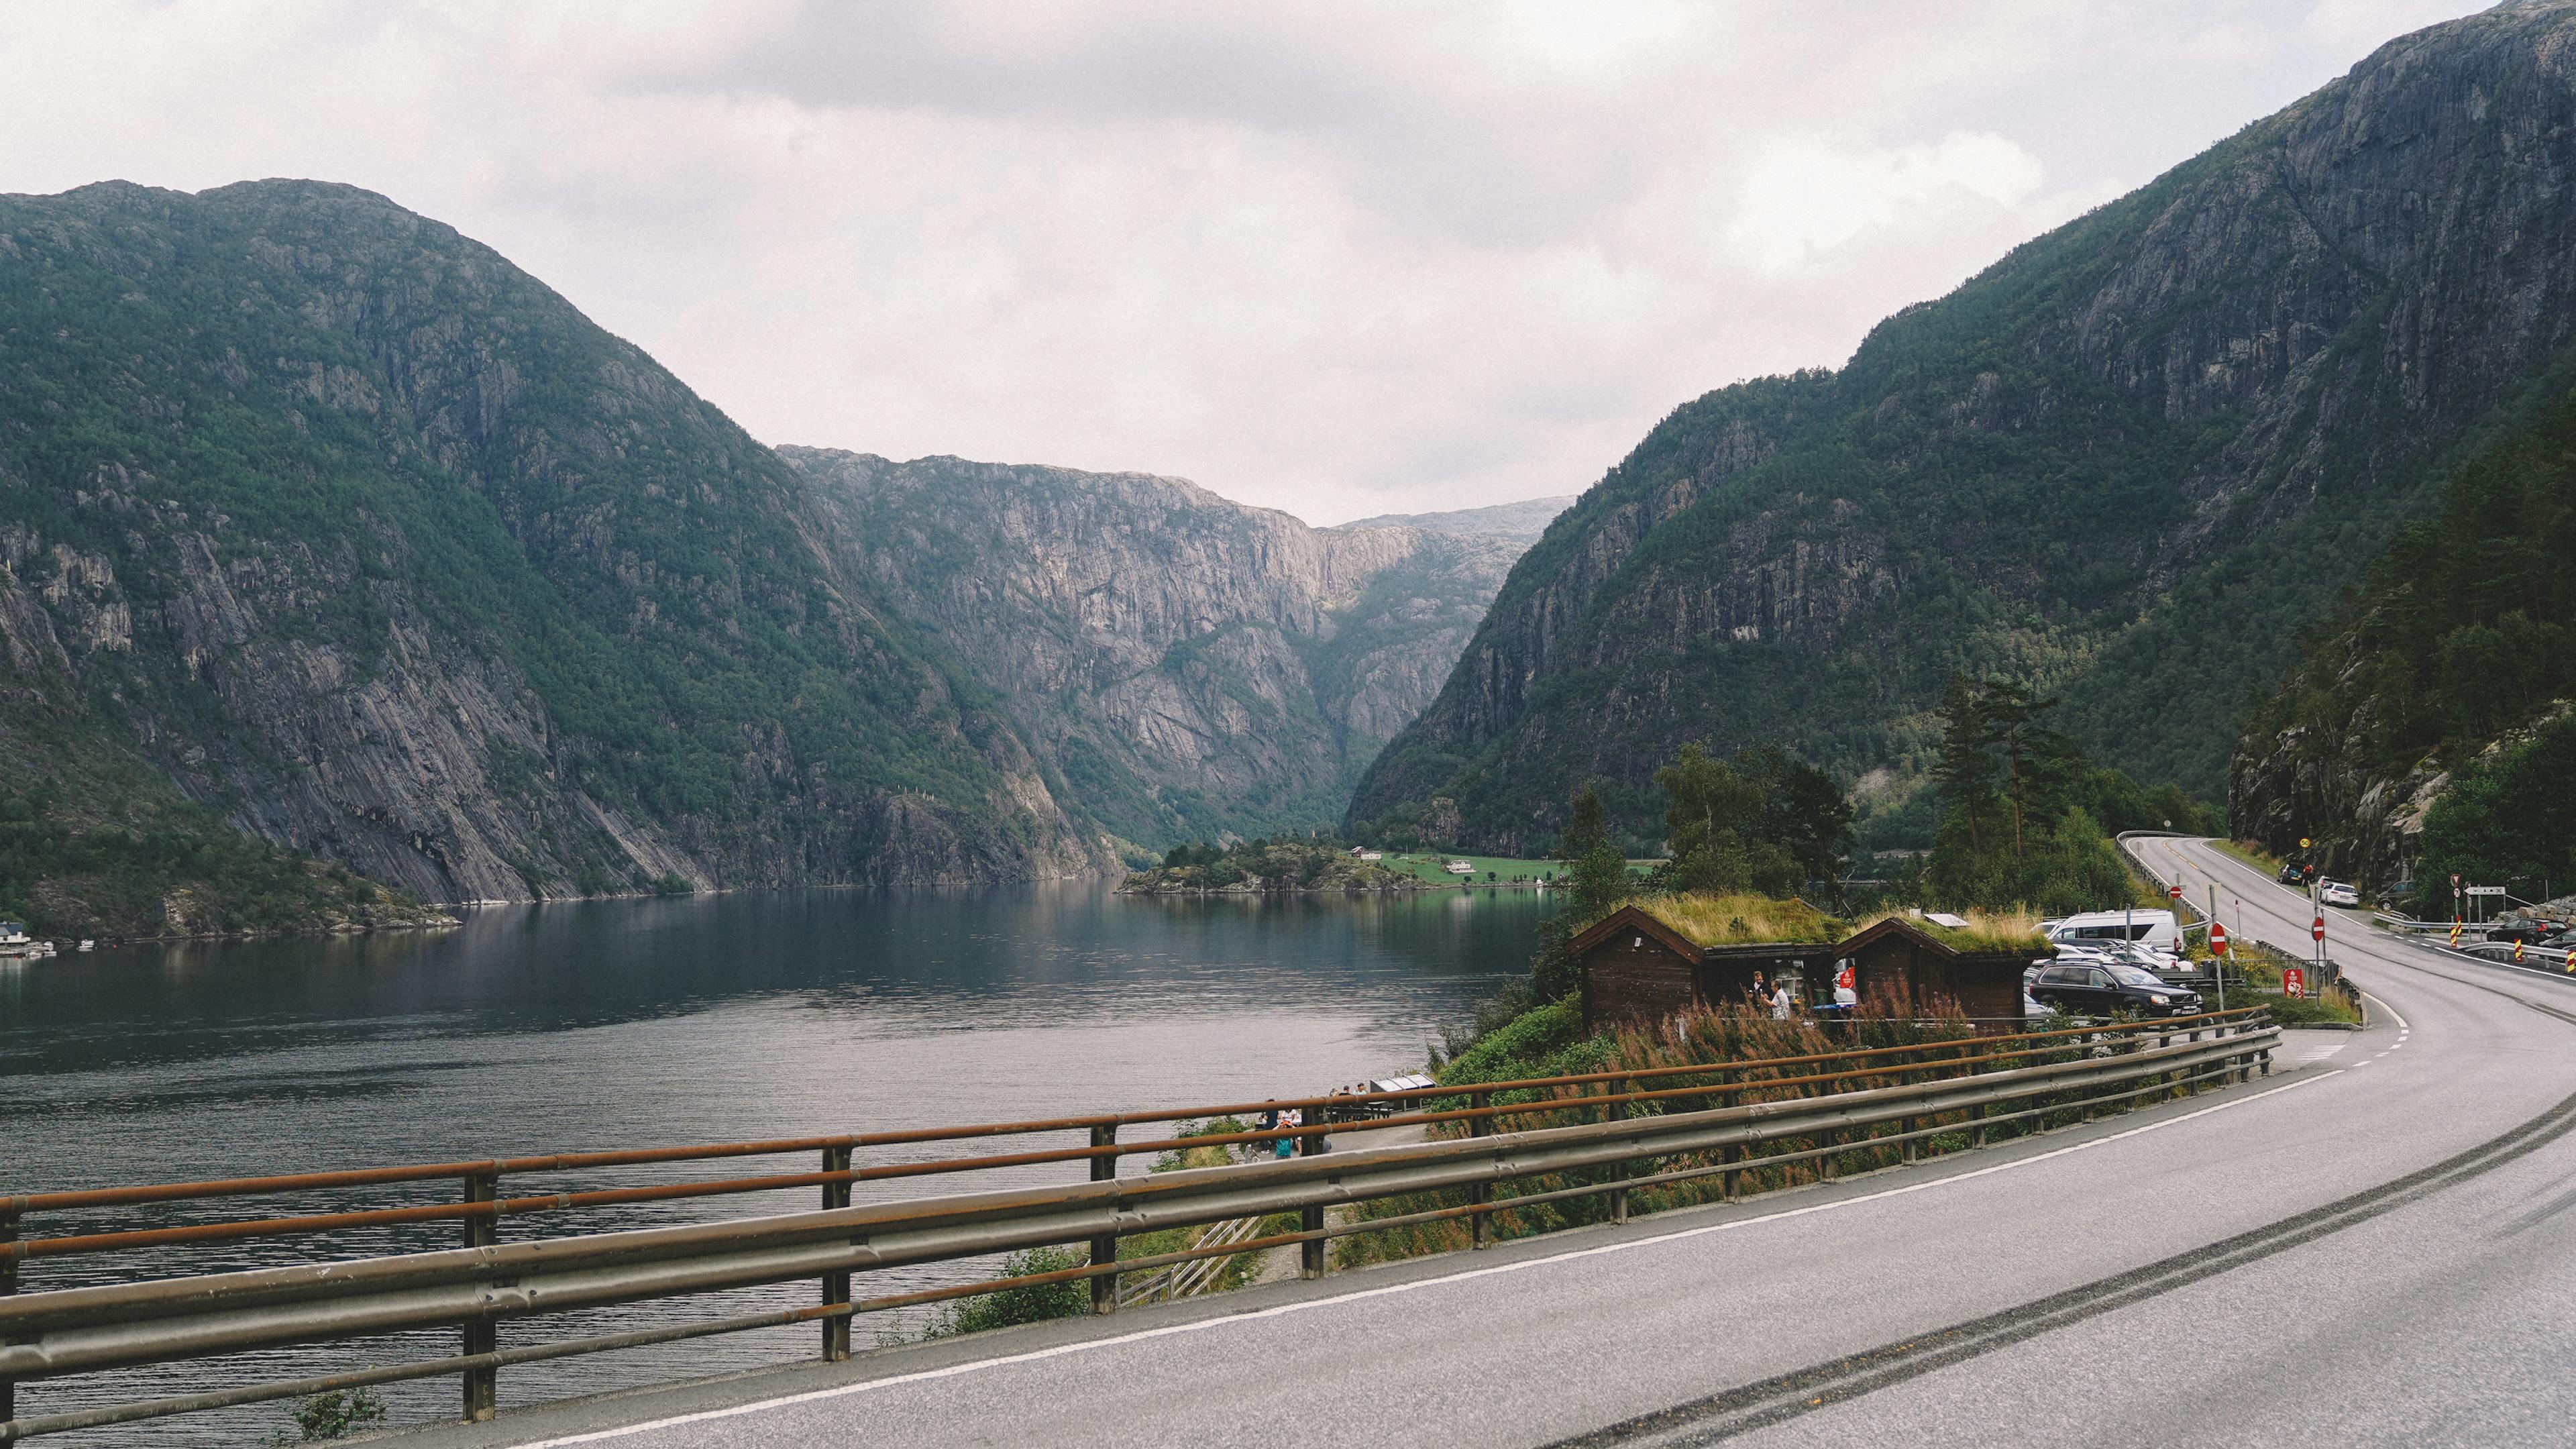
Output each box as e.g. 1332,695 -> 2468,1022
2028,959 -> 2204,1018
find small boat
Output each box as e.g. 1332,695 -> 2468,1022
77,939 -> 95,952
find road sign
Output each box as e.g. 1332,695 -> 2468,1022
2312,916 -> 2326,943
2452,873 -> 2461,888
2167,884 -> 2183,901
2466,885 -> 2507,896
2284,967 -> 2306,998
2299,837 -> 2312,849
2208,922 -> 2229,955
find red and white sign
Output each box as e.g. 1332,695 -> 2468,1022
2167,885 -> 2183,900
2312,916 -> 2326,944
2208,922 -> 2229,956
2284,967 -> 2306,998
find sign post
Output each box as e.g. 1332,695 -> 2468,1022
2209,883 -> 2226,1011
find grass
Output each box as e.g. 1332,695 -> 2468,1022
1845,906 -> 2049,953
2231,940 -> 2363,1025
1619,892 -> 1839,945
1371,851 -> 1653,885
2213,839 -> 2287,876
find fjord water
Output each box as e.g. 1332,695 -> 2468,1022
0,884 -> 1542,1442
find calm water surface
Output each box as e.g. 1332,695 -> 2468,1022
0,883 -> 1545,1442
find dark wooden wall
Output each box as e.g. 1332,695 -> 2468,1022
1582,936 -> 1701,1032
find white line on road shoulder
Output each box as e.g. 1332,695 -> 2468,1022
501,1069 -> 2349,1448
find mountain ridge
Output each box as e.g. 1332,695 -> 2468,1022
1348,1 -> 2576,853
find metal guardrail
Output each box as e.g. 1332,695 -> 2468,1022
0,1012 -> 2275,1444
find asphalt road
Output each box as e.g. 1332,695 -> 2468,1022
395,838 -> 2576,1448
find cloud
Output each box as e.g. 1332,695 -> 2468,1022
0,0 -> 2493,524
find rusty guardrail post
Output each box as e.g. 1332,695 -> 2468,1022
1468,1090 -> 1493,1248
3,1201 -> 19,1427
1089,1126 -> 1118,1313
1298,1103 -> 1328,1279
461,1171 -> 498,1423
1719,1078 -> 1741,1199
1606,1077 -> 1630,1224
820,1144 -> 852,1360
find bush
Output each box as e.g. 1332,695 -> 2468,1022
274,1387 -> 386,1442
934,1246 -> 1089,1335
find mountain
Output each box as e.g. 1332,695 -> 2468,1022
0,179 -> 1110,911
1349,1 -> 2576,854
1338,497 -> 1572,547
780,449 -> 1532,849
2231,378 -> 2576,894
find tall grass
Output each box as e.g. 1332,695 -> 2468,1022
1843,906 -> 2048,953
1338,1002 -> 1988,1267
1619,892 -> 1837,945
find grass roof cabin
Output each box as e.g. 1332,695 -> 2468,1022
1568,894 -> 1840,1032
1833,910 -> 2047,1027
1570,899 -> 2047,1033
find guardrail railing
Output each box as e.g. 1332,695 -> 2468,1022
0,1010 -> 2274,1444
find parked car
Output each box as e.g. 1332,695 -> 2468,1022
2045,910 -> 2182,954
2319,879 -> 2361,908
2487,918 -> 2553,945
2277,861 -> 2306,885
2027,960 -> 2205,1017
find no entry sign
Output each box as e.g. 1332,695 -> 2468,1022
2208,922 -> 2229,955
2167,884 -> 2183,900
2312,916 -> 2326,943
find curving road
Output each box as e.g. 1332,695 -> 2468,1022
402,839 -> 2576,1448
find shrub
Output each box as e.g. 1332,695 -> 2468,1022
934,1246 -> 1089,1335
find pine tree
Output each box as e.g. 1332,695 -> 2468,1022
1930,674 -> 1998,851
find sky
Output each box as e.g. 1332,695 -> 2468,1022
0,0 -> 2494,525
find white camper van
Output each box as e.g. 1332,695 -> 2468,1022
2045,909 -> 2180,954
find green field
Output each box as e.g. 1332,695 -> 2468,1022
1370,852 -> 1656,885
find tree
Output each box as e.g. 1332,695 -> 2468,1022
1930,674 -> 1998,851
1560,784 -> 1611,861
1978,680 -> 2072,859
1734,742 -> 1856,903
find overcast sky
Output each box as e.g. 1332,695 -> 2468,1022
0,0 -> 2491,524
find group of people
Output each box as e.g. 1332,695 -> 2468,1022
1746,963 -> 1861,1020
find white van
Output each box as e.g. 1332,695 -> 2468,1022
2046,910 -> 2180,954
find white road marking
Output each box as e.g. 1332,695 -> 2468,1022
500,1069 -> 2349,1448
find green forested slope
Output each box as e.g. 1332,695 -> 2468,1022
1348,4 -> 2576,853
0,180 -> 1104,909
2232,381 -> 2576,900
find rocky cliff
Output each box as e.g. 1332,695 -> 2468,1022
0,180 -> 1110,906
782,449 -> 1549,847
1352,1 -> 2576,853
2231,349 -> 2576,893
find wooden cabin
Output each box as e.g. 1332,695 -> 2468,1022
1831,915 -> 2029,1024
1572,900 -> 2040,1033
1568,902 -> 1838,1032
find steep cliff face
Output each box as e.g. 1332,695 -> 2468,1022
1353,2 -> 2576,851
780,449 -> 1545,847
2232,347 -> 2576,893
0,180 -> 1109,904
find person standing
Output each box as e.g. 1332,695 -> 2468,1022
1275,1106 -> 1301,1159
1770,981 -> 1792,1021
